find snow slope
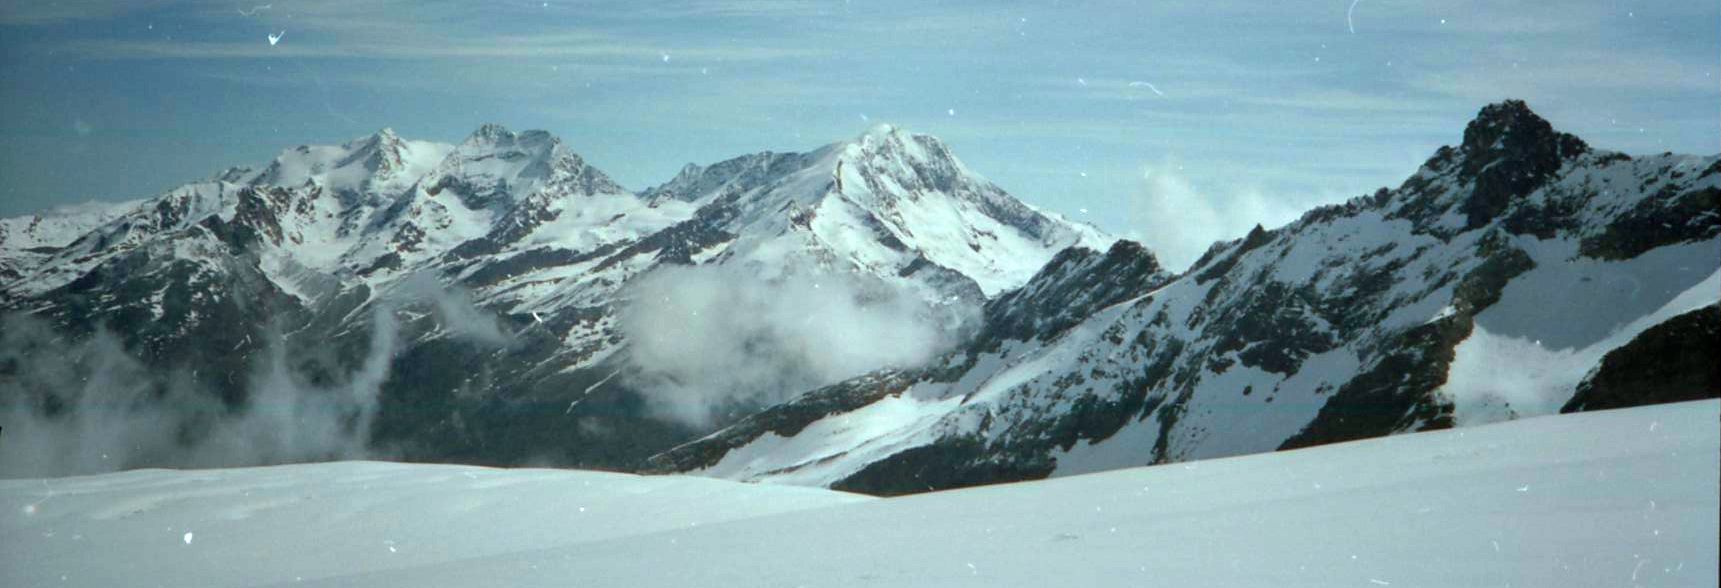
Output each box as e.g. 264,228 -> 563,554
0,462 -> 869,587
0,199 -> 145,254
0,198 -> 144,290
5,400 -> 1714,587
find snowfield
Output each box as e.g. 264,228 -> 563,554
5,400 -> 1716,587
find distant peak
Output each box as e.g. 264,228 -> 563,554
861,123 -> 903,139
467,123 -> 515,144
1463,100 -> 1543,148
340,127 -> 403,152
1459,99 -> 1588,165
846,123 -> 954,159
829,124 -> 977,195
461,124 -> 564,150
854,123 -> 934,149
674,162 -> 703,178
1475,98 -> 1536,120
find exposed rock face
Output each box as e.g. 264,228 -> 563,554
1561,305 -> 1721,414
977,240 -> 1166,349
1456,99 -> 1591,229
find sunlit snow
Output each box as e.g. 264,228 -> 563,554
3,400 -> 1714,587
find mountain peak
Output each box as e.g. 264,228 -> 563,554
1453,99 -> 1591,228
330,128 -> 411,178
331,127 -> 401,151
243,128 -> 432,197
353,127 -> 404,153
839,124 -> 967,183
430,125 -> 625,206
833,124 -> 976,199
857,123 -> 907,141
1458,100 -> 1589,171
466,123 -> 516,145
460,124 -> 565,154
849,123 -> 940,152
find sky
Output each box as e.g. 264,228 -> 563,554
1,0 -> 1716,270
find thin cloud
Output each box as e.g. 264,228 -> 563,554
1408,51 -> 1719,98
575,0 -> 836,20
24,0 -> 824,64
0,0 -> 173,25
1237,88 -> 1452,114
54,35 -> 823,62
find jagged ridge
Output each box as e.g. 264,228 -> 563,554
646,100 -> 1721,495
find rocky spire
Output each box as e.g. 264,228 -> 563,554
1456,100 -> 1590,229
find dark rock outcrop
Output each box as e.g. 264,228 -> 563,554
1561,305 -> 1721,413
1456,100 -> 1590,229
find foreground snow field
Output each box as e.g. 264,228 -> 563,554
5,400 -> 1716,587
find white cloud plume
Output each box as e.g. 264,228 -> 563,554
616,264 -> 961,428
395,273 -> 510,346
1442,325 -> 1592,426
0,308 -> 398,479
1126,159 -> 1310,272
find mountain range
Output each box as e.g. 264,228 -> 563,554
1,100 -> 1716,488
643,100 -> 1720,493
0,118 -> 1105,476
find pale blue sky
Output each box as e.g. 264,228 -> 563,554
2,0 -> 1716,268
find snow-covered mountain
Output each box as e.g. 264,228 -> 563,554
0,122 -> 1107,477
4,100 -> 1713,490
625,124 -> 1109,297
0,199 -> 145,287
645,100 -> 1721,494
5,399 -> 1714,587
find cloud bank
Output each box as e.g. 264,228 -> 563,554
617,265 -> 961,428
